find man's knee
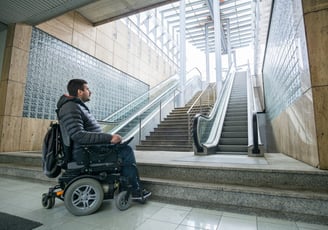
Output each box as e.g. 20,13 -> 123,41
118,145 -> 136,163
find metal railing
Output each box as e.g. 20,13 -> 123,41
99,69 -> 202,148
246,62 -> 263,155
187,82 -> 216,143
102,75 -> 179,123
193,64 -> 236,154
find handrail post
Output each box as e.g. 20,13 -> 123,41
252,113 -> 260,154
247,61 -> 264,157
159,101 -> 162,121
188,113 -> 191,143
138,116 -> 142,144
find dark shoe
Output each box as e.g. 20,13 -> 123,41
131,189 -> 151,200
141,189 -> 151,199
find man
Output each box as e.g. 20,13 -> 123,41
56,79 -> 151,199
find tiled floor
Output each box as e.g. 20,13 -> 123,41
0,177 -> 327,230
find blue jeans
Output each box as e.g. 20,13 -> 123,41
117,145 -> 140,191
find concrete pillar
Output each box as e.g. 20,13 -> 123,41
226,19 -> 232,68
179,0 -> 186,106
205,23 -> 210,85
302,0 -> 328,169
0,24 -> 33,151
213,0 -> 222,95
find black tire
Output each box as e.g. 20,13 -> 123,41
42,193 -> 55,209
64,178 -> 104,216
116,191 -> 131,211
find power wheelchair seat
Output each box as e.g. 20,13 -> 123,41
41,137 -> 137,216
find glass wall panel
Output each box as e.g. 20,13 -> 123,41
263,0 -> 309,120
24,28 -> 149,120
0,28 -> 7,80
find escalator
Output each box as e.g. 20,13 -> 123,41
193,65 -> 262,156
216,72 -> 248,154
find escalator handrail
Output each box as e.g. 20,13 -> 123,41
109,81 -> 179,135
246,62 -> 263,153
102,74 -> 179,122
103,67 -> 202,122
193,64 -> 236,153
109,69 -> 202,136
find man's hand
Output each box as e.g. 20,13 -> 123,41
110,134 -> 122,144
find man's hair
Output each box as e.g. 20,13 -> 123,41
67,79 -> 88,96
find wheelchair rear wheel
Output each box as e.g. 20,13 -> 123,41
64,178 -> 104,216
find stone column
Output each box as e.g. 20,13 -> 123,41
0,24 -> 32,152
303,0 -> 328,169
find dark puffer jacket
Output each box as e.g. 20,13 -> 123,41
56,95 -> 112,163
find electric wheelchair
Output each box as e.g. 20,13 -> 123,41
41,136 -> 147,216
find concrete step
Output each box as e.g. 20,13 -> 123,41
143,177 -> 328,224
0,151 -> 42,167
140,140 -> 192,146
148,130 -> 188,136
153,127 -> 189,132
136,145 -> 193,151
1,152 -> 328,224
157,123 -> 189,128
2,152 -> 328,191
145,135 -> 189,141
163,117 -> 189,122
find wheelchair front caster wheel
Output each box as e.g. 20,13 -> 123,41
42,193 -> 55,209
116,191 -> 131,211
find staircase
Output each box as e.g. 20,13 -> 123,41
217,71 -> 248,154
136,91 -> 213,152
1,151 -> 328,224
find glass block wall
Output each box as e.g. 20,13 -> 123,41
24,28 -> 149,120
263,0 -> 308,120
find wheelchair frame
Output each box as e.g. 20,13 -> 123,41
41,139 -> 146,216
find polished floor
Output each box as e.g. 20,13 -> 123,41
1,175 -> 327,229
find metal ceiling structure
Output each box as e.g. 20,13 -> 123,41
156,0 -> 255,54
0,0 -> 177,27
0,0 -> 271,75
0,0 -> 256,53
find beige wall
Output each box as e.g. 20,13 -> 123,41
37,12 -> 175,87
0,11 -> 177,152
0,24 -> 50,152
270,91 -> 319,167
303,0 -> 328,169
268,0 -> 328,169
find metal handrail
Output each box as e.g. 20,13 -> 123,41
246,62 -> 263,154
187,83 -> 216,143
109,81 -> 179,135
102,74 -> 179,122
107,68 -> 202,142
193,64 -> 236,154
